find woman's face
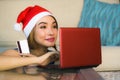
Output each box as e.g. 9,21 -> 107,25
33,16 -> 58,47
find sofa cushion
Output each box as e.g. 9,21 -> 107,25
94,46 -> 120,71
78,0 -> 120,46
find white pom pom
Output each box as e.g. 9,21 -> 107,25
14,23 -> 22,31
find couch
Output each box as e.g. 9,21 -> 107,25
78,0 -> 120,71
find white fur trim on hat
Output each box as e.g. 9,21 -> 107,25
24,11 -> 52,38
14,23 -> 22,31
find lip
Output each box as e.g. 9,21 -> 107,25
45,38 -> 55,42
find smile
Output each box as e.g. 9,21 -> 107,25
46,38 -> 55,42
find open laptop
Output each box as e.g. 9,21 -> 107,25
58,27 -> 101,69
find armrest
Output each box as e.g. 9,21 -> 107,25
94,46 -> 120,71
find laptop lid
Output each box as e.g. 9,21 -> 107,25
59,27 -> 101,69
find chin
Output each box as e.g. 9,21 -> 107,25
43,42 -> 56,47
46,43 -> 55,47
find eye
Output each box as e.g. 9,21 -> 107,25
53,26 -> 57,29
52,23 -> 57,29
39,26 -> 46,29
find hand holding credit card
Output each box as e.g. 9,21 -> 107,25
17,40 -> 30,54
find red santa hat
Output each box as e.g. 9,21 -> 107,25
14,5 -> 52,38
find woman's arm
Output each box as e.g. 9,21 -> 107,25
0,50 -> 37,71
0,50 -> 58,71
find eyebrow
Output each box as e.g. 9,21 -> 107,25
38,22 -> 47,25
38,21 -> 56,25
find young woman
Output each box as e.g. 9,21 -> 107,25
0,5 -> 59,74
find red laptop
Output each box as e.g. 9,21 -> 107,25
59,27 -> 101,69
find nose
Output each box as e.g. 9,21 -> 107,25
47,28 -> 54,35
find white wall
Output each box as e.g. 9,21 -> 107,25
0,0 -> 83,47
0,0 -> 119,47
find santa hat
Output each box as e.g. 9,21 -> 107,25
14,5 -> 52,38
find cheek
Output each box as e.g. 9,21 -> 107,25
55,30 -> 58,37
34,30 -> 45,41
